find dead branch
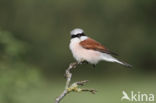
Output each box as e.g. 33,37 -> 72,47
55,62 -> 96,103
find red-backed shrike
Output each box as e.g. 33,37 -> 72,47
69,28 -> 132,67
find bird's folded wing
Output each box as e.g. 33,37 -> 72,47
80,38 -> 118,56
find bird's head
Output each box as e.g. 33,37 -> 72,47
70,28 -> 86,38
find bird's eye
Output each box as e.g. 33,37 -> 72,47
78,34 -> 81,37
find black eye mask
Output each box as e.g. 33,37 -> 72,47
71,33 -> 85,38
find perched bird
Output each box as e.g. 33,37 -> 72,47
69,28 -> 132,68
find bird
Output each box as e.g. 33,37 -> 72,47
69,28 -> 132,68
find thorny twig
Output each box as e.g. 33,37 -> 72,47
55,62 -> 96,103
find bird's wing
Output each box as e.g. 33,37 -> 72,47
80,38 -> 118,56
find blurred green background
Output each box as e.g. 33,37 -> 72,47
0,0 -> 156,103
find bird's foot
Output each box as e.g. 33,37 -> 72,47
79,61 -> 88,65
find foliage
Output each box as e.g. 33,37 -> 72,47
0,31 -> 42,103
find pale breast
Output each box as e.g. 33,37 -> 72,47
69,38 -> 102,64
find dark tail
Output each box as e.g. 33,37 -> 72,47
121,61 -> 132,68
115,60 -> 132,68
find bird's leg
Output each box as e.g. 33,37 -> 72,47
78,59 -> 88,65
79,60 -> 95,68
81,61 -> 89,64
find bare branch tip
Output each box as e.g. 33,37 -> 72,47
55,62 -> 96,103
76,80 -> 89,86
82,89 -> 97,94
